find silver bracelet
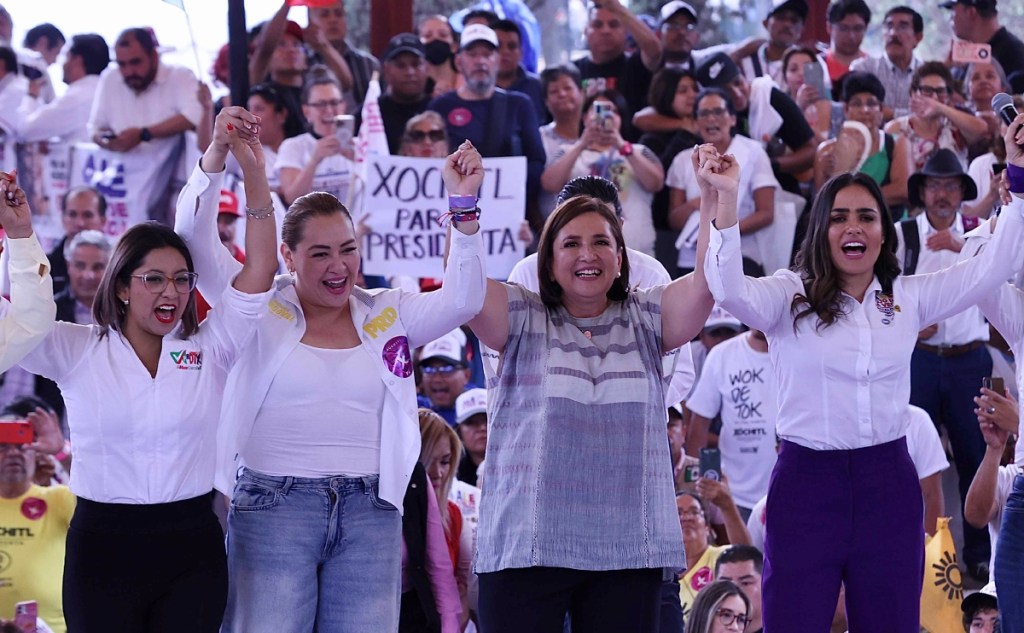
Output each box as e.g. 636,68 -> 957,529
246,203 -> 275,220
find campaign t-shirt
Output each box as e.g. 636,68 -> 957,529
0,484 -> 75,633
685,333 -> 778,509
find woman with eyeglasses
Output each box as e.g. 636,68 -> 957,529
667,87 -> 778,278
815,72 -> 912,210
18,108 -> 279,632
686,580 -> 751,633
277,67 -> 357,206
400,111 -> 450,158
885,61 -> 989,172
175,131 -> 487,632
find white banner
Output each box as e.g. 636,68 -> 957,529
69,138 -> 187,237
360,154 -> 526,279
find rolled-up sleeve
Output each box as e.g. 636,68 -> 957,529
0,234 -> 56,372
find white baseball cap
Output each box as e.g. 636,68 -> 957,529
460,23 -> 499,50
420,329 -> 467,366
456,388 -> 488,424
704,305 -> 743,331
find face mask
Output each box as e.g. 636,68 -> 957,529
424,40 -> 453,66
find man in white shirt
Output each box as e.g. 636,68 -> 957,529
19,34 -> 108,145
849,6 -> 924,120
87,27 -> 202,227
895,147 -> 993,581
736,0 -> 808,86
684,328 -> 777,520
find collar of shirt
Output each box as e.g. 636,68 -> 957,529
917,210 -> 964,236
884,54 -> 921,75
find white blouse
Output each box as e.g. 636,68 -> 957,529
705,196 -> 1024,450
19,284 -> 271,504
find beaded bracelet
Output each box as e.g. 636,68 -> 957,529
246,203 -> 275,219
1008,164 -> 1024,195
437,207 -> 481,226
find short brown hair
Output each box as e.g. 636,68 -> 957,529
281,192 -> 353,250
536,195 -> 630,309
93,222 -> 199,339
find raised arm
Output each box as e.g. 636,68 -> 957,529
175,109 -> 263,302
249,1 -> 290,85
661,148 -> 719,351
404,143 -> 489,348
0,172 -> 56,372
701,144 -> 791,332
220,112 -> 279,294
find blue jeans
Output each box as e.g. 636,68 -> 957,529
910,345 -> 992,568
996,475 -> 1024,633
221,469 -> 402,633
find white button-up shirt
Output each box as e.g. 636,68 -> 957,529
18,74 -> 100,144
895,211 -> 989,345
0,234 -> 55,372
18,285 -> 271,504
706,196 -> 1024,450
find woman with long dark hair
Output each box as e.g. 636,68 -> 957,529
19,108 -> 278,632
701,114 -> 1024,632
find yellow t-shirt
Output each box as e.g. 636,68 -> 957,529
679,544 -> 727,622
0,484 -> 75,633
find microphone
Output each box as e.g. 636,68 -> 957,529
993,92 -> 1019,126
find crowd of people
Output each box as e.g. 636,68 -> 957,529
1,0 -> 1024,632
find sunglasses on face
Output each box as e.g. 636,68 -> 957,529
406,129 -> 446,143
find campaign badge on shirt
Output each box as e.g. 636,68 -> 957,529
874,291 -> 900,325
169,349 -> 203,371
382,336 -> 413,378
21,498 -> 46,521
448,108 -> 472,128
690,566 -> 713,592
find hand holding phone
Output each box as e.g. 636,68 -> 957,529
699,447 -> 722,481
0,421 -> 33,445
333,115 -> 355,150
983,376 -> 1005,395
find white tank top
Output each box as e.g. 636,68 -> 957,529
245,343 -> 385,477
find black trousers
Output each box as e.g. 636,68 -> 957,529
478,567 -> 662,633
63,492 -> 227,633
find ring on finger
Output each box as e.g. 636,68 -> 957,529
987,406 -> 996,414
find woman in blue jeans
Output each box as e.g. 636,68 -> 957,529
174,140 -> 487,632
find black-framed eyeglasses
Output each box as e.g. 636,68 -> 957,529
715,608 -> 750,630
130,272 -> 199,294
916,86 -> 949,98
406,129 -> 447,143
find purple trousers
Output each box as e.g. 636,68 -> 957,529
762,437 -> 924,633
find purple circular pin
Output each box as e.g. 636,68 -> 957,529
382,336 -> 413,378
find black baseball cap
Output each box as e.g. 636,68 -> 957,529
383,33 -> 424,62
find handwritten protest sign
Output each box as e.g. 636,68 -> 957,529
360,155 -> 526,278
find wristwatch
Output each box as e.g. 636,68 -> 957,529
619,142 -> 634,157
139,127 -> 153,142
